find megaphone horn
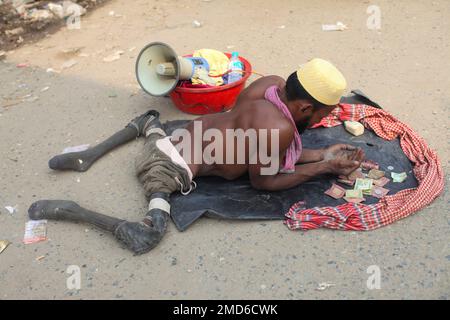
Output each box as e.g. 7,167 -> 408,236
135,42 -> 209,97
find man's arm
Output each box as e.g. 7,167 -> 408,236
297,148 -> 324,164
297,144 -> 366,164
249,155 -> 362,191
249,161 -> 331,191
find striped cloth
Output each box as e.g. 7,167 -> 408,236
284,103 -> 445,231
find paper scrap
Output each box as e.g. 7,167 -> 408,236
23,220 -> 47,244
337,178 -> 355,186
62,144 -> 90,154
368,169 -> 385,180
344,197 -> 366,204
348,169 -> 365,181
5,206 -> 17,214
361,160 -> 379,170
355,178 -> 373,191
391,172 -> 407,183
373,176 -> 390,187
371,186 -> 390,198
324,183 -> 346,199
322,22 -> 347,31
345,189 -> 363,199
0,240 -> 10,254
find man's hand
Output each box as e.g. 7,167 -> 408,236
323,144 -> 365,176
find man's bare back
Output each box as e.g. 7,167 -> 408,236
179,75 -> 289,179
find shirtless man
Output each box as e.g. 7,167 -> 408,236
29,58 -> 364,254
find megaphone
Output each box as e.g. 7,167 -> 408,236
135,42 -> 209,96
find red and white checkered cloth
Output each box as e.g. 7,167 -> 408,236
284,103 -> 445,231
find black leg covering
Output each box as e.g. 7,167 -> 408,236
28,193 -> 171,255
48,110 -> 160,172
113,192 -> 170,255
28,200 -> 124,232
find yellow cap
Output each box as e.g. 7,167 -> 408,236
296,58 -> 347,105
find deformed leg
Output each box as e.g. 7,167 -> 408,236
48,110 -> 160,172
28,198 -> 169,255
28,200 -> 124,232
114,192 -> 171,254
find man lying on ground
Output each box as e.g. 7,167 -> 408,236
29,58 -> 364,254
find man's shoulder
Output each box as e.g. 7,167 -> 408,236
260,75 -> 285,85
238,75 -> 285,101
247,100 -> 294,132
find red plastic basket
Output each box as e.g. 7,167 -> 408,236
169,53 -> 252,115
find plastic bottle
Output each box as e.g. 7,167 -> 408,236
227,52 -> 243,84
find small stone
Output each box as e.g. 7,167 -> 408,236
192,20 -> 202,28
48,3 -> 64,19
61,59 -> 78,70
27,9 -> 53,21
5,27 -> 24,37
316,282 -> 335,291
103,51 -> 123,62
23,96 -> 39,103
60,47 -> 84,57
